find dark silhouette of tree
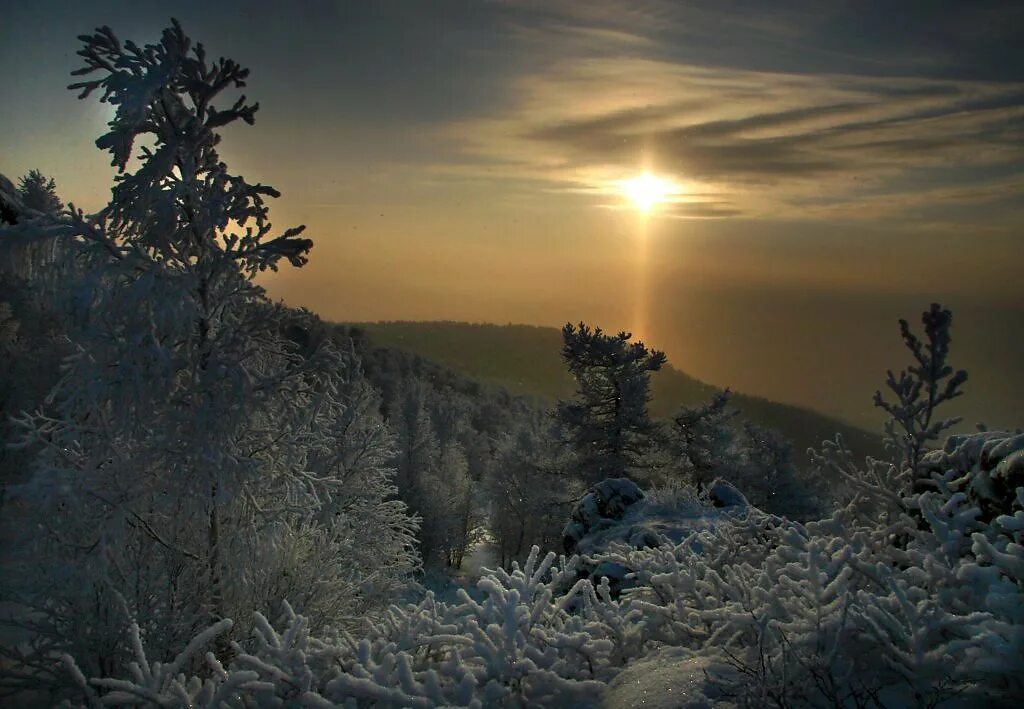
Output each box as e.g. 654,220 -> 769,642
17,170 -> 63,215
557,322 -> 666,484
874,303 -> 968,488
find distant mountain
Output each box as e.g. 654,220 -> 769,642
348,321 -> 887,464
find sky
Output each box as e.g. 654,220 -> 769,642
2,0 -> 1022,430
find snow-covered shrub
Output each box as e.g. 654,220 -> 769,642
63,548 -> 626,707
595,304 -> 1021,704
921,430 -> 1024,524
641,480 -> 705,518
58,426 -> 1024,705
704,436 -> 1024,705
562,478 -> 645,554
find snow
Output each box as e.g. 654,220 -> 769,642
706,478 -> 748,510
567,477 -> 760,561
604,647 -> 735,709
563,478 -> 646,553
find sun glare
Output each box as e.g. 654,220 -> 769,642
621,172 -> 674,212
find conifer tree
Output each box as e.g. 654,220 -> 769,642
17,169 -> 63,216
874,303 -> 968,486
557,322 -> 666,484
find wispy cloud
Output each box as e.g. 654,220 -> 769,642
438,16 -> 1024,221
430,1 -> 1015,221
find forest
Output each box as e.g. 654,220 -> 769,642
1,21 -> 1022,708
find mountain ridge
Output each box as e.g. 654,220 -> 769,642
346,320 -> 886,464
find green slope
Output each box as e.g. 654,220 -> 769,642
350,321 -> 886,463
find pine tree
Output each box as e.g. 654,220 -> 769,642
557,322 -> 666,484
17,169 -> 63,215
54,17 -> 313,633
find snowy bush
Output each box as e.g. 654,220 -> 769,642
562,478 -> 645,554
62,548 -> 623,707
58,427 -> 1024,705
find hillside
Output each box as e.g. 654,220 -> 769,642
348,321 -> 886,464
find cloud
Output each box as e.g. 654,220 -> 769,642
441,55 -> 1024,220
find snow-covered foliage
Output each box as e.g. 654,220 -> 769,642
666,390 -> 823,520
55,293 -> 1024,706
874,303 -> 969,478
921,430 -> 1024,524
61,426 -> 1017,706
62,549 -> 617,707
45,422 -> 1024,706
0,22 -> 418,699
562,477 -> 646,554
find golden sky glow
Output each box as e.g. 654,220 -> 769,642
1,0 -> 1021,431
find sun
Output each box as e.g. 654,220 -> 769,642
620,172 -> 674,212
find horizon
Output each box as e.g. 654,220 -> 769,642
339,317 -> 974,434
345,318 -> 870,429
2,0 -> 1022,431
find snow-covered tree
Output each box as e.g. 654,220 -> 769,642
734,421 -> 822,520
0,21 -> 417,698
669,389 -> 737,487
436,443 -> 479,568
874,303 -> 968,483
392,381 -> 446,565
557,322 -> 666,484
663,391 -> 815,519
488,412 -> 576,568
0,172 -> 76,491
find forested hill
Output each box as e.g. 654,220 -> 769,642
348,320 -> 886,463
